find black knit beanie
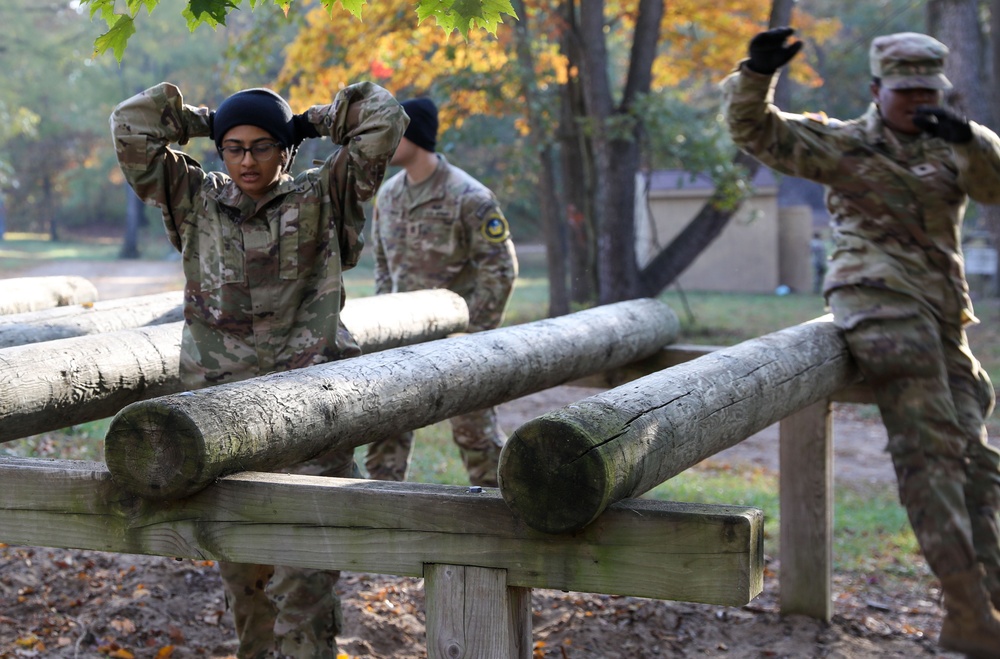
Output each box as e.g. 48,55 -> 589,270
212,88 -> 295,149
401,98 -> 438,153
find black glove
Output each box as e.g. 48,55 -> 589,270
913,106 -> 973,143
292,112 -> 320,146
208,111 -> 216,141
747,27 -> 803,75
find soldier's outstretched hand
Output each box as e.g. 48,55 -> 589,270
747,27 -> 803,75
913,106 -> 973,143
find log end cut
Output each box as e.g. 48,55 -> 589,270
499,408 -> 625,535
105,398 -> 208,500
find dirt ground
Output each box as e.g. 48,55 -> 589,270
0,260 -> 980,658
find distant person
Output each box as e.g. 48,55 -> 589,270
810,231 -> 827,294
111,81 -> 406,658
722,27 -> 1000,655
365,97 -> 518,487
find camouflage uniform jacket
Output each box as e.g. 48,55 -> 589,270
372,155 -> 517,332
722,65 -> 1000,328
111,82 -> 406,386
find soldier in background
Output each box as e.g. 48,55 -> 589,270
722,27 -> 1000,656
365,97 -> 518,487
111,82 -> 406,658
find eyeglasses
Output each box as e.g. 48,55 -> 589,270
219,142 -> 282,163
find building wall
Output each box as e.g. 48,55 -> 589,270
639,188 -> 780,293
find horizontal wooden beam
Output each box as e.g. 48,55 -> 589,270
0,456 -> 763,607
0,289 -> 470,443
104,299 -> 681,500
499,317 -> 864,533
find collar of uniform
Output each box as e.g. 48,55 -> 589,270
212,172 -> 297,217
862,103 -> 888,145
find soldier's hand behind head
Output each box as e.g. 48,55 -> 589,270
913,106 -> 973,143
747,26 -> 803,75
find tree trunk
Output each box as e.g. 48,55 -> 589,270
558,0 -> 598,308
510,0 -> 569,317
0,290 -> 183,348
638,152 -> 762,295
120,187 -> 146,260
929,0 -> 1000,295
0,276 -> 99,315
498,317 -> 861,534
0,289 -> 471,443
104,299 -> 680,500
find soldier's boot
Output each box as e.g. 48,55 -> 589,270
938,565 -> 1000,658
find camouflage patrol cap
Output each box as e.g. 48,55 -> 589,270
870,32 -> 952,90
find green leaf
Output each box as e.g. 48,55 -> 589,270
125,0 -> 160,15
415,0 -> 515,38
187,0 -> 239,27
93,14 -> 136,63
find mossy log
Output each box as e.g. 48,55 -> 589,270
498,318 -> 862,534
105,298 -> 680,500
0,276 -> 99,315
0,291 -> 184,348
0,289 -> 469,443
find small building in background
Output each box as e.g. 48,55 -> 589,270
636,169 -> 822,294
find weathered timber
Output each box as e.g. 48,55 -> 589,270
0,276 -> 99,314
498,317 -> 863,534
0,290 -> 184,348
0,457 -> 763,606
104,299 -> 680,500
0,289 -> 469,443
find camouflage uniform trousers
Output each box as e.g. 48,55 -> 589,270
219,446 -> 362,659
829,286 -> 1000,586
365,407 -> 505,487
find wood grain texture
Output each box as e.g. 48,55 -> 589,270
104,299 -> 681,500
0,289 -> 469,443
499,317 -> 862,533
0,276 -> 98,315
0,457 -> 762,606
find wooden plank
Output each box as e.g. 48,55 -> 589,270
779,399 -> 833,621
0,457 -> 763,607
424,565 -> 531,659
0,276 -> 98,315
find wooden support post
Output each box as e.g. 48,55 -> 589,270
779,399 -> 833,621
424,564 -> 531,659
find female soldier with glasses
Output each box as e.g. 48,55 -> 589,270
110,82 -> 407,658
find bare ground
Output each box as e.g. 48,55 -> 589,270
0,260 -> 977,658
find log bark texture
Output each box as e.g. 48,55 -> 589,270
0,290 -> 469,443
104,299 -> 680,500
0,291 -> 184,348
498,317 -> 862,534
0,276 -> 99,315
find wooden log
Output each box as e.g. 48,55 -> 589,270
104,299 -> 680,500
0,289 -> 469,443
0,457 -> 763,606
0,290 -> 183,348
498,317 -> 862,534
0,276 -> 99,314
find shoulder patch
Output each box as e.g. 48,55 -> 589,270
480,211 -> 510,244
